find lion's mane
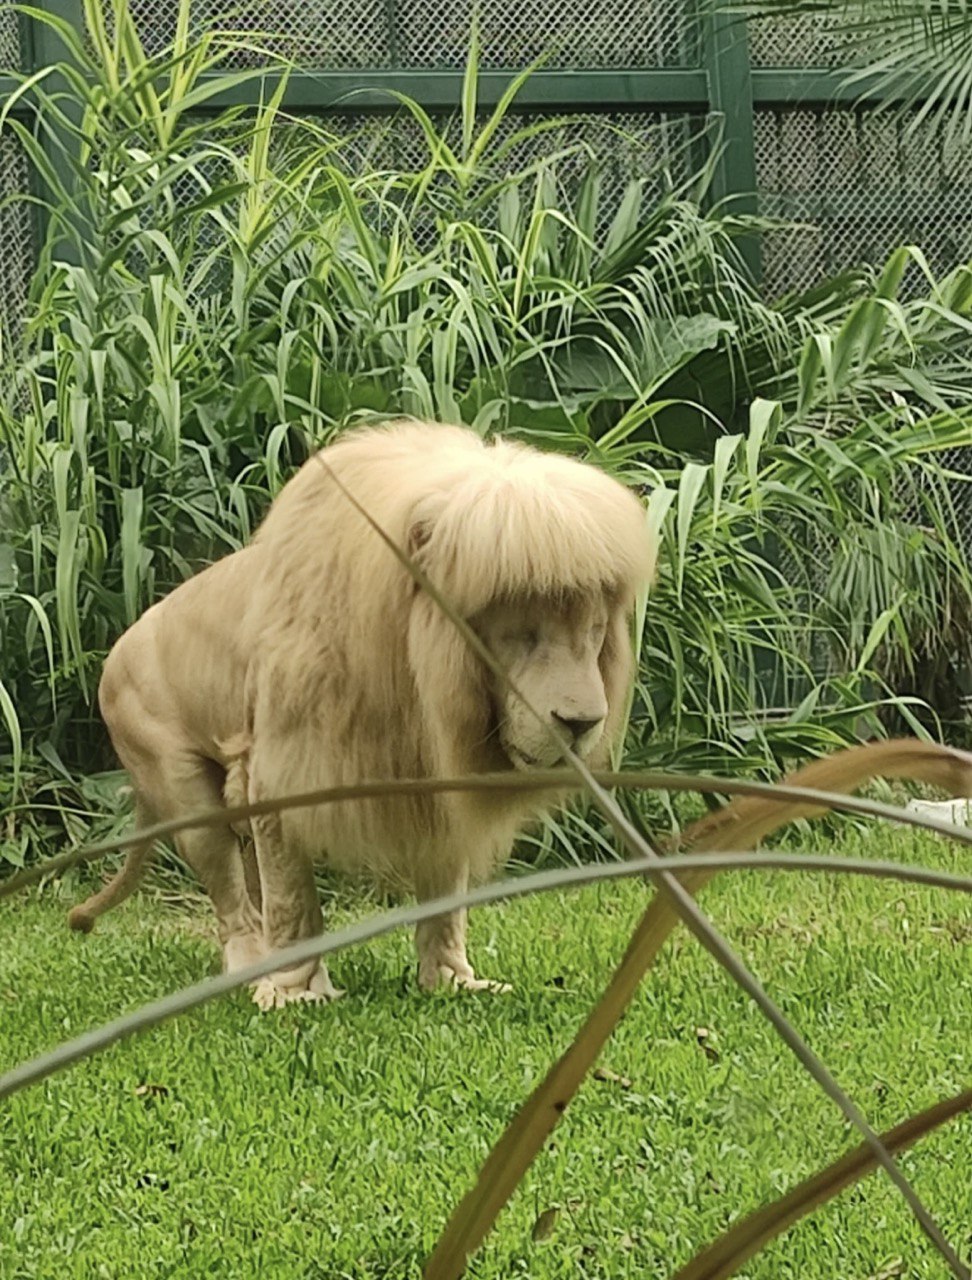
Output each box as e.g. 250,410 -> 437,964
244,421 -> 655,890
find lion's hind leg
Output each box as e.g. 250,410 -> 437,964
69,743 -> 263,976
132,745 -> 265,975
168,757 -> 266,975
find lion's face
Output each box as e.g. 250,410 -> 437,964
472,593 -> 613,771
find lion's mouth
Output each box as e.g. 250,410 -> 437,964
506,744 -> 543,770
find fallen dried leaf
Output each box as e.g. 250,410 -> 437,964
593,1066 -> 632,1089
531,1207 -> 559,1242
134,1082 -> 169,1099
696,1028 -> 720,1062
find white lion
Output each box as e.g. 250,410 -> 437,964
70,421 -> 655,1007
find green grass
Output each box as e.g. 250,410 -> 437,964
1,822 -> 970,1279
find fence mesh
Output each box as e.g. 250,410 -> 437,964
3,5 -> 971,701
0,130 -> 32,350
0,1 -> 20,72
3,8 -> 971,383
754,106 -> 972,298
128,0 -> 392,67
124,0 -> 696,68
749,11 -> 846,67
395,0 -> 694,69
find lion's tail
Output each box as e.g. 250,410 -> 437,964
70,737 -> 252,934
67,841 -> 154,933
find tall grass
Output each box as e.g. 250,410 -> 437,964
2,0 -> 972,867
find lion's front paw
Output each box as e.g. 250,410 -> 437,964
455,973 -> 513,994
418,960 -> 512,995
251,964 -> 345,1011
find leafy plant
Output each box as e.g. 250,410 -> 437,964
714,0 -> 972,147
3,0 -> 972,873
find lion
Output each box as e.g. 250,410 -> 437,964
70,421 -> 656,1008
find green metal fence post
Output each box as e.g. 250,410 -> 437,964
24,0 -> 85,267
701,3 -> 761,283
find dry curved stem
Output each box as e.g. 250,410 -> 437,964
323,454 -> 968,1277
672,1084 -> 972,1280
7,764 -> 972,902
2,845 -> 971,1103
424,740 -> 972,1280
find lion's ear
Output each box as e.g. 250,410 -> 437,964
407,519 -> 434,558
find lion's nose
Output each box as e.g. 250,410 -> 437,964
552,713 -> 602,743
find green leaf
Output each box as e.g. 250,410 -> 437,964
745,399 -> 780,495
120,487 -> 144,624
853,602 -> 903,677
711,433 -> 742,529
0,545 -> 17,593
0,678 -> 22,799
675,462 -> 709,601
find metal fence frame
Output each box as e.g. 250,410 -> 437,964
0,0 -> 949,296
1,2 -> 969,707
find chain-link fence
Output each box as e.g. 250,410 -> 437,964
1,0 -> 970,710
0,2 -> 18,70
1,2 -> 971,342
754,105 -> 972,297
749,10 -> 846,67
0,129 -> 32,351
123,0 -> 698,68
2,3 -> 970,300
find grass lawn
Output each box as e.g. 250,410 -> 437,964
0,821 -> 970,1279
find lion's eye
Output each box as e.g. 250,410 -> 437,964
504,630 -> 538,649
